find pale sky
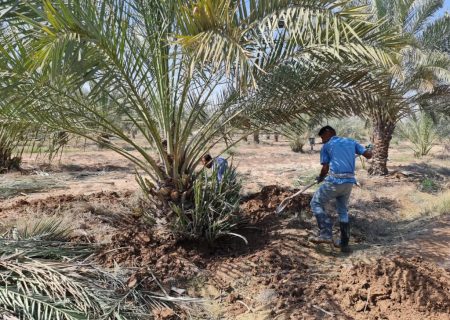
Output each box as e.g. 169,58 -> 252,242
440,0 -> 450,15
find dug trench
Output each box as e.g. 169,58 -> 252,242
1,186 -> 449,319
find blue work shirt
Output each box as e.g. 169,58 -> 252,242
320,136 -> 366,184
213,157 -> 228,182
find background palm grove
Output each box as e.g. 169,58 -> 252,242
0,0 -> 449,319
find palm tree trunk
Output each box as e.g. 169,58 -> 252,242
0,148 -> 21,173
253,130 -> 260,144
0,148 -> 10,172
368,116 -> 396,175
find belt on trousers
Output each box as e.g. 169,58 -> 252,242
329,172 -> 355,179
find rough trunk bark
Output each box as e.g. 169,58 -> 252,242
253,130 -> 260,144
368,116 -> 396,176
0,148 -> 21,173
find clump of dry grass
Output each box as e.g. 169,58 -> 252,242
289,137 -> 306,153
419,190 -> 450,217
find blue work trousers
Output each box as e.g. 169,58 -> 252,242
310,182 -> 353,223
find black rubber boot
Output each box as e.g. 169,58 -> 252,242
338,222 -> 351,253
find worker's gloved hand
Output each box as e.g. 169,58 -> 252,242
315,176 -> 325,183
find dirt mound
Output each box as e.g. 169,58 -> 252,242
95,227 -> 205,283
331,256 -> 450,319
96,186 -> 308,271
0,190 -> 130,212
241,185 -> 312,218
94,187 -> 308,284
254,255 -> 450,320
0,191 -> 139,244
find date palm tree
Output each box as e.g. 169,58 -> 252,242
359,0 -> 450,175
0,0 -> 401,209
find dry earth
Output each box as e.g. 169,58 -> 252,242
0,138 -> 449,319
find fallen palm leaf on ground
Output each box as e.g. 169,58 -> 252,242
0,218 -> 199,319
0,255 -> 199,319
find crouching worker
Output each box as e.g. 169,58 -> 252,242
201,154 -> 228,183
310,126 -> 372,252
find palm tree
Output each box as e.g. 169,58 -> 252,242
398,112 -> 438,157
0,0 -> 401,210
359,0 -> 450,175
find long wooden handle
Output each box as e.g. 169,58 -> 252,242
278,181 -> 317,206
290,181 -> 317,199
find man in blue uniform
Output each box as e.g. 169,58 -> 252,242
201,154 -> 228,183
310,126 -> 372,252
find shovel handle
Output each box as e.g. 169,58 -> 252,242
276,181 -> 317,213
287,181 -> 317,200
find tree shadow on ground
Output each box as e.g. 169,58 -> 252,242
349,197 -> 449,264
349,197 -> 402,243
61,163 -> 134,173
179,211 -> 283,259
393,162 -> 450,178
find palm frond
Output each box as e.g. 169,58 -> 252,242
0,256 -> 192,319
400,47 -> 450,97
242,60 -> 397,129
397,111 -> 438,157
0,0 -> 18,19
17,218 -> 73,242
0,238 -> 94,260
416,85 -> 450,114
419,13 -> 450,52
352,0 -> 450,122
177,0 -> 404,86
0,258 -> 102,319
404,0 -> 443,35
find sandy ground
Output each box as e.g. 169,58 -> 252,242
0,137 -> 449,319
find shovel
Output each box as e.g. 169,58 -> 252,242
275,181 -> 317,215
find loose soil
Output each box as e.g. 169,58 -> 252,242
1,141 -> 449,319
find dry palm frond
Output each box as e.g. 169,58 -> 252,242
0,256 -> 197,319
0,218 -> 89,260
0,239 -> 95,261
17,218 -> 73,242
0,258 -> 103,319
0,219 -> 198,318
